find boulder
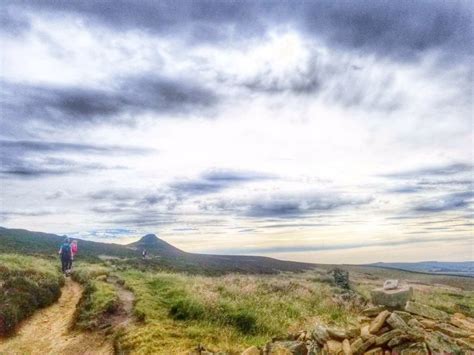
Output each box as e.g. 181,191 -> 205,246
342,339 -> 352,355
312,325 -> 329,345
242,346 -> 261,355
326,340 -> 343,354
267,341 -> 307,355
383,280 -> 398,290
371,287 -> 412,309
434,323 -> 471,338
405,301 -> 449,321
360,325 -> 371,340
375,329 -> 403,346
369,311 -> 391,334
361,306 -> 386,317
386,312 -> 409,331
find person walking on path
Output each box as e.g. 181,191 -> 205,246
69,240 -> 78,270
58,237 -> 73,275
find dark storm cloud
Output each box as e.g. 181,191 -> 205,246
412,191 -> 473,213
1,76 -> 218,130
202,193 -> 373,218
4,0 -> 471,62
171,169 -> 273,196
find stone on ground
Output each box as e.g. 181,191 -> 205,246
369,310 -> 391,333
267,341 -> 307,355
434,323 -> 471,338
326,340 -> 342,354
404,301 -> 449,321
371,287 -> 412,309
363,347 -> 383,355
361,306 -> 386,317
450,313 -> 474,332
342,339 -> 352,355
383,280 -> 398,290
312,325 -> 329,345
242,345 -> 261,355
375,329 -> 403,345
399,342 -> 429,355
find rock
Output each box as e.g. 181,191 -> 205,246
359,337 -> 376,354
242,346 -> 261,355
392,311 -> 413,323
312,325 -> 330,345
267,341 -> 308,355
332,268 -> 350,290
404,301 -> 449,321
361,306 -> 386,317
307,342 -> 322,355
360,325 -> 371,340
386,312 -> 409,331
387,335 -> 411,348
369,311 -> 391,334
327,328 -> 347,340
342,339 -> 352,355
326,340 -> 342,354
418,319 -> 436,329
400,342 -> 429,355
383,280 -> 398,290
350,338 -> 364,354
297,331 -> 308,342
434,323 -> 471,338
375,329 -> 404,346
374,326 -> 390,336
424,331 -> 462,354
450,313 -> 474,332
371,287 -> 412,309
455,337 -> 474,350
346,327 -> 360,339
363,348 -> 383,355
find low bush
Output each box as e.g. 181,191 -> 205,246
0,254 -> 63,336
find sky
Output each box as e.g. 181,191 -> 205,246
0,0 -> 473,264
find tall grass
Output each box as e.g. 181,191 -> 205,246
0,254 -> 64,335
116,269 -> 357,353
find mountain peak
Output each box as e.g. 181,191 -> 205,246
139,234 -> 160,244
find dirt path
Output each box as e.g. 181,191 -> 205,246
0,278 -> 113,355
107,275 -> 135,328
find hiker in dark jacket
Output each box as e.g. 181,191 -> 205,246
58,237 -> 73,275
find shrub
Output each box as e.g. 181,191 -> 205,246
169,298 -> 205,320
226,309 -> 257,334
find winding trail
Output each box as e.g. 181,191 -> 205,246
0,278 -> 113,355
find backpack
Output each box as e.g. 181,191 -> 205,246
61,243 -> 71,257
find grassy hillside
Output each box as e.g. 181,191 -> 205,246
0,227 -> 315,274
368,261 -> 474,277
0,254 -> 64,335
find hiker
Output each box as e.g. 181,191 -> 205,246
142,249 -> 147,259
58,237 -> 73,275
70,240 -> 78,270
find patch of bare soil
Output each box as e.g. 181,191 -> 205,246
0,278 -> 113,355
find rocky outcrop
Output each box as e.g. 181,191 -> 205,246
233,303 -> 474,355
370,287 -> 413,310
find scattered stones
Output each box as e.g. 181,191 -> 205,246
361,306 -> 386,317
326,340 -> 342,354
424,331 -> 462,354
405,301 -> 449,321
242,346 -> 261,355
312,325 -> 329,345
399,342 -> 429,355
267,341 -> 308,355
374,329 -> 403,346
434,323 -> 471,338
450,313 -> 474,332
363,347 -> 383,355
387,335 -> 411,348
418,319 -> 436,329
383,280 -> 398,290
342,339 -> 352,355
371,287 -> 413,309
369,310 -> 391,334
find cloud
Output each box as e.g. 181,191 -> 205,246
0,139 -> 150,178
382,162 -> 473,179
5,1 -> 471,63
171,169 -> 273,196
202,192 -> 373,218
413,191 -> 473,213
1,76 -> 218,131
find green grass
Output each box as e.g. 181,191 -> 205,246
115,269 -> 358,353
72,263 -> 119,329
0,254 -> 64,335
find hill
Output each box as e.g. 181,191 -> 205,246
0,227 -> 315,274
368,261 -> 474,277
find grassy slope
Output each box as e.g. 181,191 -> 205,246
116,268 -> 358,353
0,254 -> 64,335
